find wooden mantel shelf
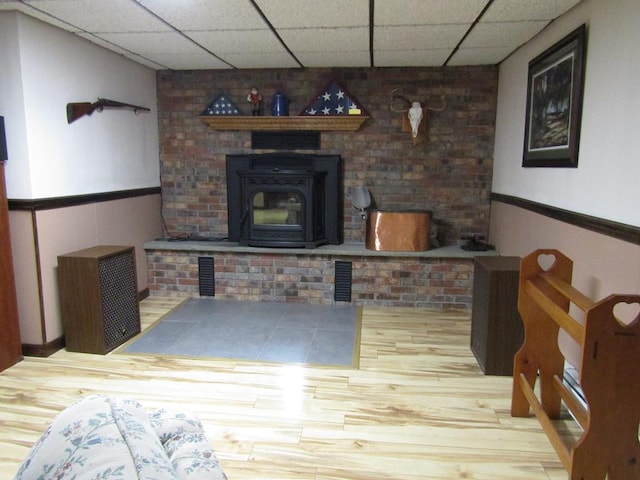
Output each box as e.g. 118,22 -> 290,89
198,115 -> 369,132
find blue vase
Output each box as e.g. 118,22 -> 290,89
271,92 -> 289,116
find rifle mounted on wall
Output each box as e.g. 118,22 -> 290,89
66,98 -> 150,124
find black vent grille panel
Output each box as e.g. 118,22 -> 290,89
334,260 -> 353,302
251,131 -> 320,150
198,256 -> 215,297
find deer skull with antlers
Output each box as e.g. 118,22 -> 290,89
390,88 -> 446,146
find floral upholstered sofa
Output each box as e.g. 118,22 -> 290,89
14,395 -> 227,480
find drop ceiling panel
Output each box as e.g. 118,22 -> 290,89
74,32 -> 165,64
375,24 -> 470,50
460,21 -> 550,49
446,47 -> 516,66
142,52 -> 232,70
374,49 -> 452,67
374,0 -> 488,25
22,0 -> 171,32
122,55 -> 169,70
279,27 -> 369,52
255,0 -> 369,28
295,51 -> 370,68
189,29 -> 285,54
482,0 -> 581,22
97,32 -> 204,55
0,1 -> 75,32
221,51 -> 301,69
137,0 -> 268,30
2,0 -> 584,69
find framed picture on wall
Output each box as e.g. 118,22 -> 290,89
523,24 -> 587,168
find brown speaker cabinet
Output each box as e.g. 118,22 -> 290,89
58,245 -> 140,354
470,256 -> 524,376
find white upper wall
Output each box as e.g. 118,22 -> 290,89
0,11 -> 159,199
492,0 -> 639,227
0,12 -> 31,196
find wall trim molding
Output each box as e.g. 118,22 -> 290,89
21,288 -> 149,357
8,187 -> 161,211
491,192 -> 639,245
22,335 -> 65,358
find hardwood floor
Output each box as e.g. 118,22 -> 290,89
0,297 -> 580,479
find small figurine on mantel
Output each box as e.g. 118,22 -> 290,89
247,87 -> 262,116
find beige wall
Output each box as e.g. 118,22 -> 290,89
489,201 -> 640,300
7,210 -> 40,344
489,200 -> 639,367
9,193 -> 162,346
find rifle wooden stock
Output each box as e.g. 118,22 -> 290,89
66,103 -> 95,124
66,98 -> 150,124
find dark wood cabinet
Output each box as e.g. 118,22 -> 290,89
58,246 -> 140,354
470,256 -> 523,376
0,161 -> 22,371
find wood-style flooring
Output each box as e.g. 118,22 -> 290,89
0,297 -> 580,479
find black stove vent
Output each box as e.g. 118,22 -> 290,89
251,131 -> 320,150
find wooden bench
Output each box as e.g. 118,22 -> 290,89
511,249 -> 640,479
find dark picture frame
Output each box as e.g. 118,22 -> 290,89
523,24 -> 587,168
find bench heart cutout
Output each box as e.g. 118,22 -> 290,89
613,301 -> 640,326
537,253 -> 556,271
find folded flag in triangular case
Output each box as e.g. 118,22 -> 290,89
201,92 -> 242,116
300,80 -> 368,116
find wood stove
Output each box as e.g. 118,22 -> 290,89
226,152 -> 342,248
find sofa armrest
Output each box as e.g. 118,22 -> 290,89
15,395 -> 177,480
149,408 -> 227,480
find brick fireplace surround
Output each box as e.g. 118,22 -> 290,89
146,242 -> 498,309
150,66 -> 499,308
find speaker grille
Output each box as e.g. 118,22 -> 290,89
98,250 -> 140,350
334,260 -> 353,302
198,256 -> 215,296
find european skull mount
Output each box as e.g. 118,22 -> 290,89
390,88 -> 446,146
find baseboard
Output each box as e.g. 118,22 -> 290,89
138,287 -> 149,301
22,336 -> 65,358
22,288 -> 149,357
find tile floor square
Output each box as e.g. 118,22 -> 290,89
121,299 -> 361,367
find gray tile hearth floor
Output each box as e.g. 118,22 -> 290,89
120,299 -> 362,367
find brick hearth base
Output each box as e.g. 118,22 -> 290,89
145,241 -> 499,309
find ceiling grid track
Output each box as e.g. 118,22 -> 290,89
369,0 -> 375,67
249,0 -> 304,68
1,0 -> 583,69
131,0 -> 236,69
444,0 -> 495,66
